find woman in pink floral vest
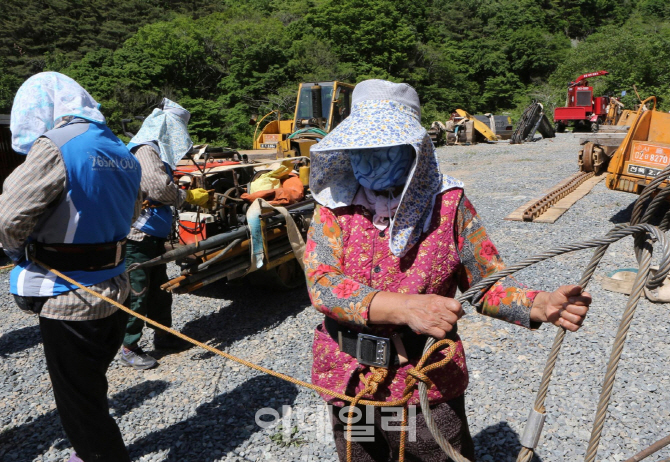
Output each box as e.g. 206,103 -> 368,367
304,79 -> 592,461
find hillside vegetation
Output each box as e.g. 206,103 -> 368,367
1,0 -> 669,147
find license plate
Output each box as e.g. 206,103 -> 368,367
260,143 -> 277,149
627,163 -> 662,177
631,142 -> 670,168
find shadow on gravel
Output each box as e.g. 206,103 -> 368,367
473,421 -> 543,461
0,324 -> 42,357
610,198 -> 670,225
0,380 -> 169,461
172,282 -> 312,361
127,374 -> 300,461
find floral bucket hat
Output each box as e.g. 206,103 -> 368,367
310,79 -> 463,257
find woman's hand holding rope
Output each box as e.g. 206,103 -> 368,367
530,285 -> 592,332
368,292 -> 464,338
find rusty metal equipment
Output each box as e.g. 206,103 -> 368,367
579,142 -> 618,175
473,114 -> 515,140
578,109 -> 632,174
122,113 -> 313,292
606,96 -> 670,195
521,171 -> 594,221
510,102 -> 555,144
428,121 -> 447,146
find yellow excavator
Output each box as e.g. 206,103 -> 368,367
251,81 -> 355,158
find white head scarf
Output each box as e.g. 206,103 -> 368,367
10,72 -> 105,154
128,98 -> 192,168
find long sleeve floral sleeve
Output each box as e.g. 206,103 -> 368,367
455,195 -> 541,328
304,205 -> 379,328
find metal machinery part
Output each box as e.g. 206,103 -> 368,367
510,102 -> 556,144
427,121 -> 447,146
522,171 -> 595,221
578,142 -> 617,175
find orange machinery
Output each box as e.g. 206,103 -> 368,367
606,97 -> 670,194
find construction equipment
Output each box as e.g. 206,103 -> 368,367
429,111 -> 514,146
603,96 -> 624,126
510,102 -> 556,144
120,115 -> 313,292
473,114 -> 514,140
554,70 -> 611,133
454,109 -> 498,141
606,96 -> 670,195
168,152 -> 313,291
251,81 -> 354,159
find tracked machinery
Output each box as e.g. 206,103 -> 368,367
250,81 -> 354,159
510,101 -> 556,144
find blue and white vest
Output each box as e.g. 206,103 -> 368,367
10,119 -> 141,297
129,142 -> 174,239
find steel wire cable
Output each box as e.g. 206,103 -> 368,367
413,222 -> 670,462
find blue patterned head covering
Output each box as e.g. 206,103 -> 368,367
310,79 -> 463,257
10,72 -> 105,154
128,98 -> 193,168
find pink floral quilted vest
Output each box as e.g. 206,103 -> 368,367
311,188 -> 469,406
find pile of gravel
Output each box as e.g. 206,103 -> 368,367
2,133 -> 669,462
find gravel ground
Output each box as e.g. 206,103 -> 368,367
2,133 -> 670,462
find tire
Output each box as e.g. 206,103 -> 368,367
554,122 -> 566,133
591,122 -> 600,133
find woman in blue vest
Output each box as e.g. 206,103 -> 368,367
120,98 -> 210,370
0,72 -> 142,462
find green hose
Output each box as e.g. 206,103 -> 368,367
288,127 -> 327,139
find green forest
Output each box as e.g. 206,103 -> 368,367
1,0 -> 670,147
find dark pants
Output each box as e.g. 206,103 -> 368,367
39,309 -> 130,462
330,396 -> 475,462
123,237 -> 173,348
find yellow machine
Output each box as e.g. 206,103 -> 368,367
252,81 -> 355,158
454,109 -> 499,141
606,97 -> 670,194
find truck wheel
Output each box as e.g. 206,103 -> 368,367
591,122 -> 600,133
554,122 -> 566,133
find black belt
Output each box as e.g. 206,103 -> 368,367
26,240 -> 127,272
324,316 -> 458,368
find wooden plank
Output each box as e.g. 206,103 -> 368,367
579,135 -> 627,146
504,174 -> 604,222
599,125 -> 630,133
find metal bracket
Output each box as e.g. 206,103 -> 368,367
356,333 -> 391,368
520,408 -> 546,449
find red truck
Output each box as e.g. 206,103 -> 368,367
554,70 -> 610,133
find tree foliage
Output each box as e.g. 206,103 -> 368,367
1,0 -> 668,147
